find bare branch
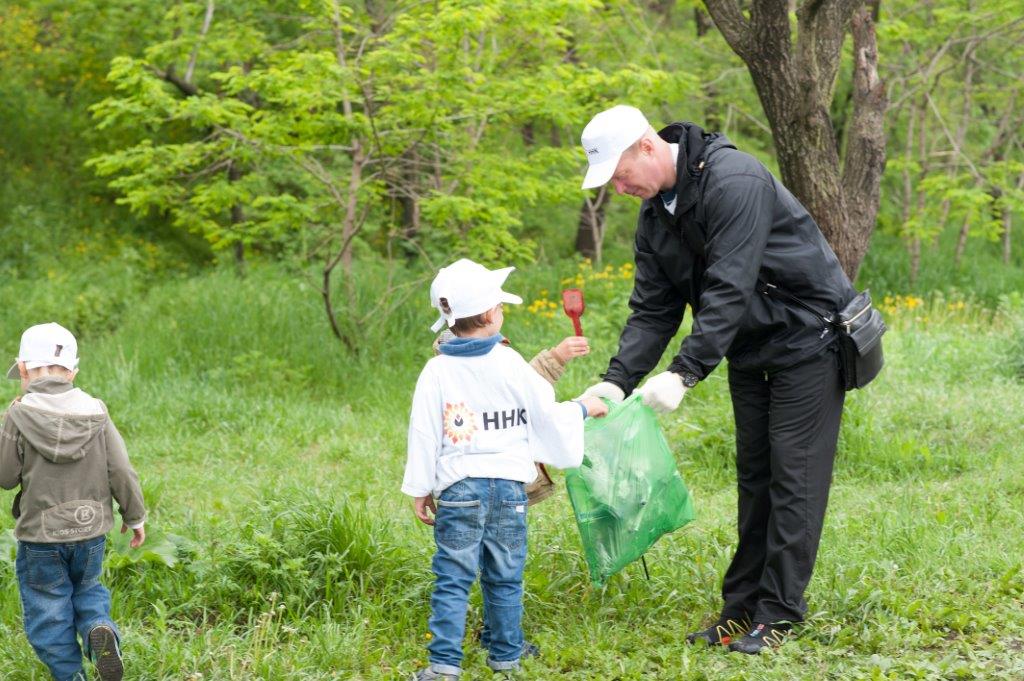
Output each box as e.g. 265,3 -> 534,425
184,0 -> 216,85
702,0 -> 753,61
150,65 -> 199,97
924,91 -> 983,181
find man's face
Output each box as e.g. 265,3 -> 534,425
609,143 -> 663,199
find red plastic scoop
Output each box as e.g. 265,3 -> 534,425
562,288 -> 585,336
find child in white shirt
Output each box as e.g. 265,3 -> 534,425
404,259 -> 607,680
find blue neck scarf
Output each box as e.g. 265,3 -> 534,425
438,334 -> 504,357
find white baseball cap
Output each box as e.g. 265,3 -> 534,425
7,322 -> 79,379
580,105 -> 651,189
429,259 -> 523,332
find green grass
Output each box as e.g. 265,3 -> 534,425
1,261 -> 1024,680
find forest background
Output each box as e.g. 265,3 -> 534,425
1,1 -> 1023,679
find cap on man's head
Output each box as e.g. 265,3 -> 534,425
429,259 -> 523,332
580,105 -> 651,189
6,322 -> 79,379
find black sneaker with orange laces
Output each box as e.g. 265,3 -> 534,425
728,621 -> 792,654
685,614 -> 752,647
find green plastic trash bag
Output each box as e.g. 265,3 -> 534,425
566,394 -> 695,586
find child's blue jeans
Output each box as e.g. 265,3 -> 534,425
427,477 -> 528,675
15,535 -> 120,681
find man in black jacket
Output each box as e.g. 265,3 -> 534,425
578,105 -> 856,654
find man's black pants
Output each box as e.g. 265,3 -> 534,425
721,346 -> 845,624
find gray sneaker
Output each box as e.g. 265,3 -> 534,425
411,667 -> 460,681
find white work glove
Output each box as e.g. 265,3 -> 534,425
577,381 -> 625,403
636,371 -> 687,413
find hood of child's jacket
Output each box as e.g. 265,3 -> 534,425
7,376 -> 107,463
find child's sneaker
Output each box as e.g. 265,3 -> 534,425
685,614 -> 751,646
88,625 -> 123,681
411,667 -> 460,680
727,621 -> 791,654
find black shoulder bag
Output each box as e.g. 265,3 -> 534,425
760,282 -> 887,390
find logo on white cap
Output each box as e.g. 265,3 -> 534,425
580,105 -> 651,190
429,259 -> 523,332
6,322 -> 79,380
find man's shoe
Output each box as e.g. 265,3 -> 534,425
728,622 -> 791,654
685,615 -> 751,646
411,668 -> 460,681
88,625 -> 123,681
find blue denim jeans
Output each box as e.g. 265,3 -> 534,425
427,477 -> 528,675
15,536 -> 119,681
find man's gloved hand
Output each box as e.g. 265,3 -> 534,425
577,381 -> 625,403
636,371 -> 687,413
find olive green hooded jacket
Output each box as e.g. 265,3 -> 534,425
0,376 -> 146,543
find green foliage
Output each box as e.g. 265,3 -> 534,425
877,0 -> 1024,278
85,0 -> 683,268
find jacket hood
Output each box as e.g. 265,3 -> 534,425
651,122 -> 736,218
7,376 -> 107,463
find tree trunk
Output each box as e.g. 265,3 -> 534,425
695,7 -> 723,130
575,187 -> 610,263
702,0 -> 887,281
694,6 -> 714,36
911,94 -> 929,283
1003,204 -> 1012,265
521,122 -> 535,146
228,161 -> 246,273
900,80 -> 918,284
954,214 -> 970,266
936,39 -> 976,245
1008,171 -> 1024,264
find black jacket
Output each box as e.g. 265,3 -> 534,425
603,122 -> 856,394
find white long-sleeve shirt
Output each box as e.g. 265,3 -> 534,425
401,343 -> 585,497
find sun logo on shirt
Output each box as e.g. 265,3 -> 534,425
443,402 -> 478,444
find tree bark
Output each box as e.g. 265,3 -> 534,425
953,213 -> 971,266
702,0 -> 887,280
1003,210 -> 1012,265
228,161 -> 245,273
695,7 -> 723,130
1007,171 -> 1024,264
575,187 -> 610,263
911,94 -> 929,283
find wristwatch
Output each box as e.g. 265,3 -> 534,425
677,370 -> 700,389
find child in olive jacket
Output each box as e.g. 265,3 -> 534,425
1,323 -> 146,681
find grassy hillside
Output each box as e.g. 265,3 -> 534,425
1,260 -> 1023,679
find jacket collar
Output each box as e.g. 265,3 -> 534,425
642,122 -> 735,221
25,376 -> 75,395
